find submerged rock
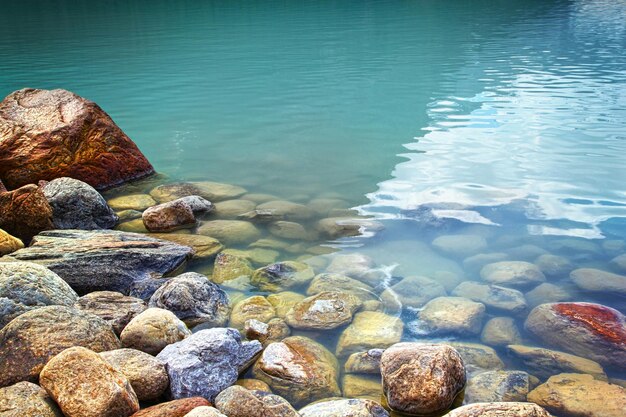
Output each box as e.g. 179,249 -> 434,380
299,398 -> 389,417
150,181 -> 246,203
570,267 -> 626,296
414,296 -> 485,336
380,275 -> 447,312
342,373 -> 382,398
448,342 -> 505,375
452,282 -> 527,315
0,228 -> 23,255
480,317 -> 523,347
336,311 -> 403,357
344,349 -> 384,374
150,233 -> 223,260
142,198 -> 197,232
197,220 -> 261,245
256,200 -> 315,220
316,217 -> 384,239
0,381 -> 63,417
213,199 -> 256,217
431,234 -> 488,257
108,194 -> 156,211
211,252 -> 253,284
230,295 -> 276,329
535,254 -> 572,277
307,273 -> 376,302
464,370 -> 531,403
131,398 -> 211,417
0,184 -> 54,242
75,291 -> 147,336
480,261 -> 545,287
269,221 -> 308,240
525,282 -> 575,308
285,290 -> 362,330
443,402 -> 551,417
120,308 -> 191,355
251,261 -> 315,292
214,385 -> 299,417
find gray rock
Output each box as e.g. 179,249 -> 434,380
156,328 -> 262,401
480,317 -> 522,347
299,398 -> 389,417
570,268 -> 626,296
214,385 -> 299,417
380,275 -> 447,312
251,261 -> 315,292
464,370 -> 531,403
431,234 -> 488,257
0,261 -> 78,328
178,195 -> 215,213
448,342 -> 505,376
129,277 -> 171,301
413,296 -> 485,336
2,230 -> 193,295
452,281 -> 527,315
75,291 -> 146,336
480,261 -> 546,287
42,177 -> 118,229
535,254 -> 572,277
443,402 -> 551,417
525,283 -> 575,308
0,381 -> 63,417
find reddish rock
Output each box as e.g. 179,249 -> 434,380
131,398 -> 211,417
0,184 -> 54,242
0,88 -> 154,190
142,199 -> 197,232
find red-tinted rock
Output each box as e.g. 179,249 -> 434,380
0,88 -> 154,190
131,398 -> 211,417
0,184 -> 54,242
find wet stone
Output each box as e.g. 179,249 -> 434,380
525,282 -> 575,308
214,385 -> 299,417
480,317 -> 523,347
480,261 -> 546,287
75,291 -> 147,336
299,398 -> 390,417
269,221 -> 309,240
462,253 -> 509,274
464,370 -> 531,403
150,181 -> 246,203
344,349 -> 384,374
197,220 -> 261,246
236,378 -> 272,391
316,217 -> 384,239
380,275 -> 447,312
413,296 -> 485,336
342,373 -> 382,399
222,247 -> 280,266
443,402 -> 551,417
336,311 -> 404,358
211,252 -> 253,284
229,295 -> 276,329
611,253 -> 626,273
120,307 -> 191,355
142,198 -> 197,232
150,233 -> 223,260
448,342 -> 505,376
131,398 -> 211,417
431,234 -> 488,257
251,261 -> 315,292
267,291 -> 306,318
0,381 -> 63,417
108,194 -> 156,211
183,406 -> 226,417
570,267 -> 626,296
213,199 -> 256,217
535,254 -> 572,277
452,281 -> 527,316
306,273 -> 376,302
0,228 -> 24,256
285,290 -> 362,330
256,200 -> 315,220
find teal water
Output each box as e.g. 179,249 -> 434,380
2,0 -> 626,414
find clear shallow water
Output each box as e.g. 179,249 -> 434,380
2,0 -> 626,414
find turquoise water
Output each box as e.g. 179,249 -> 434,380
2,0 -> 626,414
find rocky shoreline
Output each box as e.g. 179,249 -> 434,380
1,88 -> 625,416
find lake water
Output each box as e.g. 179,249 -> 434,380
2,0 -> 626,414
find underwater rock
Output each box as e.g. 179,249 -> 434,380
198,220 -> 261,245
452,281 -> 527,315
131,398 -> 211,417
342,373 -> 382,398
325,253 -> 386,287
525,282 -> 575,308
448,342 -> 505,375
344,349 -> 384,374
120,308 -> 191,355
317,217 -> 384,239
235,378 -> 272,392
222,247 -> 280,266
464,370 -> 531,403
150,181 -> 246,203
229,295 -> 276,329
285,290 -> 361,330
267,291 -> 306,318
244,318 -> 291,347
0,184 -> 54,242
214,199 -> 256,217
0,228 -> 23,255
269,221 -> 308,240
431,234 -> 487,257
462,253 -> 509,274
534,254 -> 572,277
299,398 -> 389,417
108,194 -> 156,211
336,311 -> 404,357
256,200 -> 315,220
214,385 -> 299,417
414,296 -> 485,336
570,268 -> 626,296
75,291 -> 147,336
610,253 -> 626,273
211,252 -> 254,284
443,402 -> 551,417
251,261 -> 315,292
150,233 -> 223,260
381,275 -> 447,312
0,381 -> 62,417
480,261 -> 546,287
480,316 -> 523,347
307,273 -> 376,302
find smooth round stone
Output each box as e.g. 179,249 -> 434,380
267,291 -> 306,318
236,378 -> 272,392
380,275 -> 447,312
107,194 -> 156,211
480,261 -> 546,287
505,244 -> 549,261
150,233 -> 223,260
183,406 -> 226,417
316,217 -> 384,239
342,373 -> 382,398
528,373 -> 626,417
525,283 -> 575,308
535,254 -> 572,277
197,220 -> 261,246
285,291 -> 362,330
431,234 -> 488,257
150,181 -> 246,203
142,199 -> 197,232
0,228 -> 24,255
256,200 -> 315,220
448,342 -> 505,376
570,268 -> 626,296
443,402 -> 551,417
480,317 -> 523,347
211,252 -> 253,284
381,343 -> 466,415
0,381 -> 62,416
222,248 -> 280,266
229,295 -> 276,329
251,261 -> 315,292
269,221 -> 309,240
610,253 -> 626,273
75,291 -> 147,336
344,349 -> 384,374
120,308 -> 191,355
307,273 -> 376,302
414,296 -> 486,336
464,370 -> 531,403
452,281 -> 527,315
214,385 -> 299,417
214,199 -> 257,217
336,311 -> 404,358
299,398 -> 389,417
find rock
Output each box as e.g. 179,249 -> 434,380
267,291 -> 306,318
222,247 -> 280,266
149,272 -> 230,328
316,217 -> 384,239
100,348 -> 169,401
214,385 -> 299,417
39,347 -> 139,417
285,291 -> 362,330
42,177 -> 118,229
570,268 -> 626,295
344,349 -> 383,374
116,218 -> 149,233
0,184 -> 54,242
131,398 -> 211,417
0,88 -> 154,190
183,407 -> 226,417
325,253 -> 386,287
0,228 -> 23,255
464,371 -> 530,403
413,296 -> 485,336
75,291 -> 147,335
463,253 -> 509,273
443,402 -> 551,417
336,311 -> 403,357
245,318 -> 291,346
120,308 -> 191,355
0,305 -> 120,387
342,374 -> 382,398
150,233 -> 223,260
230,295 -> 276,329
3,229 -> 193,295
256,200 -> 315,220
380,343 -> 466,415
178,195 -> 215,213
108,194 -> 156,211
129,278 -> 171,301
432,234 -> 488,257
525,283 -> 575,308
480,261 -> 546,287
307,273 -> 376,302
150,181 -> 246,203
299,398 -> 389,417
197,220 -> 261,245
611,253 -> 626,273
238,209 -> 285,223
480,317 -> 522,347
269,221 -> 309,240
535,254 -> 572,277
308,198 -> 349,215
380,275 -> 447,312
448,343 -> 505,375
211,252 -> 253,284
117,209 -> 143,221
236,378 -> 272,391
253,336 -> 340,407
142,199 -> 197,232
0,261 -> 78,328
452,282 -> 527,315
524,302 -> 626,370
528,373 -> 626,417
251,261 -> 315,292
214,199 -> 256,217
506,345 -> 607,381
0,381 -> 62,416
156,328 -> 262,401
505,244 -> 549,261
548,238 -> 601,255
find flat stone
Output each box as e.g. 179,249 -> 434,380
214,385 -> 299,417
307,273 -> 376,302
448,342 -> 505,375
197,220 -> 261,245
211,252 -> 253,284
299,398 -> 389,417
432,234 -> 488,257
0,184 -> 54,242
150,233 -> 223,260
452,281 -> 527,315
344,349 -> 384,374
131,398 -> 211,417
0,381 -> 62,416
142,199 -> 197,232
286,291 -> 361,330
75,291 -> 146,336
150,181 -> 246,203
464,370 -> 531,403
381,275 -> 447,312
0,228 -> 23,255
480,317 -> 523,347
108,194 -> 156,211
120,308 -> 191,355
336,311 -> 404,357
480,261 -> 546,287
251,261 -> 315,292
229,295 -> 276,329
443,402 -> 551,417
214,199 -> 256,217
413,296 -> 485,336
570,268 -> 626,295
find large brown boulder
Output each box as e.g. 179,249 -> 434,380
0,184 -> 54,242
0,381 -> 63,417
214,385 -> 299,417
131,398 -> 211,417
0,88 -> 154,190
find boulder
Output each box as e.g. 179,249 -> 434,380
380,343 -> 466,415
0,184 -> 54,242
480,261 -> 546,287
307,273 -> 376,302
480,317 -> 522,347
299,399 -> 389,417
39,347 -> 139,417
344,349 -> 383,374
198,220 -> 261,245
464,370 -> 530,403
0,381 -> 62,417
251,261 -> 315,292
230,295 -> 276,329
443,402 -> 551,417
452,282 -> 527,315
108,194 -> 156,211
3,229 -> 193,295
448,343 -> 504,376
0,228 -> 23,255
0,305 -> 120,387
42,177 -> 118,229
211,252 -> 253,284
0,88 -> 154,190
412,297 -> 485,336
285,291 -> 362,330
131,398 -> 211,417
75,291 -> 146,336
336,311 -> 403,357
149,272 -> 230,328
183,407 -> 226,417
150,233 -> 223,260
0,261 -> 78,328
150,181 -> 246,203
142,199 -> 197,232
570,268 -> 626,296
156,328 -> 262,401
524,302 -> 626,370
214,385 -> 299,417
431,234 -> 488,257
120,308 -> 191,355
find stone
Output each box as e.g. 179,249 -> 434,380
611,253 -> 626,273
39,347 -> 139,417
535,254 -> 572,277
156,328 -> 262,401
413,296 -> 485,336
380,343 -> 466,415
0,88 -> 154,190
528,373 -> 626,417
452,281 -> 527,315
525,283 -> 575,308
120,308 -> 191,355
0,305 -> 120,387
448,343 -> 505,375
197,220 -> 261,245
342,374 -> 382,398
464,371 -> 530,403
269,221 -> 309,240
251,261 -> 315,292
75,291 -> 147,335
325,253 -> 385,286
108,194 -> 156,211
131,398 -> 211,417
150,233 -> 223,260
236,378 -> 272,392
570,267 -> 626,295
505,244 -> 549,261
178,195 -> 215,213
0,184 -> 54,242
245,318 -> 291,346
129,278 -> 171,301
0,228 -> 23,255
214,385 -> 299,417
336,311 -> 403,357
463,253 -> 509,273
286,291 -> 362,330
116,218 -> 149,233
267,291 -> 306,318
380,275 -> 447,312
42,177 -> 118,229
150,181 -> 246,203
432,234 -> 488,257
0,381 -> 62,417
142,199 -> 197,232
480,317 -> 522,347
443,402 -> 551,417
100,348 -> 169,401
222,247 -> 280,266
3,229 -> 193,295
299,399 -> 389,417
243,193 -> 278,203
256,200 -> 315,220
214,199 -> 256,217
480,261 -> 546,287
308,198 -> 349,215
0,261 -> 78,328
183,407 -> 226,417
506,345 -> 607,381
238,209 -> 285,223
117,209 -> 143,221
230,295 -> 276,329
307,273 -> 376,302
211,252 -> 253,284
253,336 -> 340,407
316,217 -> 384,239
524,302 -> 626,370
548,238 -> 601,255
344,349 -> 384,374
149,272 -> 230,328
